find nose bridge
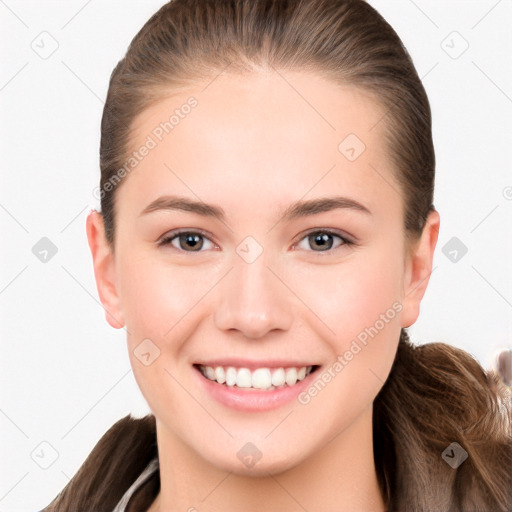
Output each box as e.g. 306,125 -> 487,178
214,241 -> 293,338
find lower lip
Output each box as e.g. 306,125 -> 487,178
194,366 -> 319,412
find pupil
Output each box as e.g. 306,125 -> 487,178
311,233 -> 332,251
182,233 -> 202,251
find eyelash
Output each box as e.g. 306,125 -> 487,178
157,228 -> 354,254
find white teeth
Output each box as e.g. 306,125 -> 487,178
285,367 -> 297,386
252,368 -> 272,389
236,368 -> 252,388
214,366 -> 226,384
199,365 -> 314,390
225,367 -> 237,386
271,368 -> 285,387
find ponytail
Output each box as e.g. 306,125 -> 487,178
42,414 -> 158,511
373,329 -> 512,511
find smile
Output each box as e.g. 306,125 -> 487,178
195,364 -> 318,390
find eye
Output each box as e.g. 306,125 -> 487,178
157,229 -> 216,252
158,228 -> 353,254
294,229 -> 352,253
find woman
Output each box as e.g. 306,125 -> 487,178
42,0 -> 512,510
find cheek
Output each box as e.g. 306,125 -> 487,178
119,269 -> 172,338
293,247 -> 403,342
117,254 -> 222,365
295,254 -> 402,421
117,254 -> 196,337
120,259 -> 189,413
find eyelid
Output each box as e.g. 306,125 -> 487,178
158,227 -> 355,253
157,228 -> 218,248
294,227 -> 355,246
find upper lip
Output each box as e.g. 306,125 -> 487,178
194,359 -> 318,370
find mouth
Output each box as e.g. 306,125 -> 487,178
193,363 -> 321,391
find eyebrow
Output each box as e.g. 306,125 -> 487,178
139,194 -> 372,221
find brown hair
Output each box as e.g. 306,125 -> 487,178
44,0 -> 512,510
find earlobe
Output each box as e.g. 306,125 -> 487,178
85,210 -> 125,329
400,209 -> 440,328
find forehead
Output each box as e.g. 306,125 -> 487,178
122,70 -> 402,222
131,69 -> 387,152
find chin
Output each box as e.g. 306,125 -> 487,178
201,442 -> 305,477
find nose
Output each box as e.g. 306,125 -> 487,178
214,248 -> 294,339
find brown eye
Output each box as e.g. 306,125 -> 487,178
158,230 -> 215,252
176,233 -> 204,251
296,230 -> 351,253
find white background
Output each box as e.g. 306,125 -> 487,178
1,1 -> 511,510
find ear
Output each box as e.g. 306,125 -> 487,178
85,210 -> 125,329
400,208 -> 440,328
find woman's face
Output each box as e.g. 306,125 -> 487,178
88,70 -> 438,475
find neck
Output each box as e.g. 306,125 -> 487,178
150,404 -> 386,512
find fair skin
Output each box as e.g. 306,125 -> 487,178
87,69 -> 439,511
